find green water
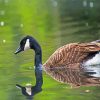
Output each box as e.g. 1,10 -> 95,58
0,0 -> 100,100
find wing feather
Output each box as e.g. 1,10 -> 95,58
43,43 -> 100,86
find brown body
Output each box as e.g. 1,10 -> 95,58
43,42 -> 100,87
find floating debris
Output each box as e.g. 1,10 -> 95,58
0,21 -> 5,26
85,90 -> 90,93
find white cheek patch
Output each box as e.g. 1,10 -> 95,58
24,39 -> 30,51
26,87 -> 32,95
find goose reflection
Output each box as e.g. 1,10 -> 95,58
16,83 -> 42,100
82,64 -> 100,77
47,64 -> 100,87
16,64 -> 100,99
38,64 -> 100,88
15,36 -> 100,88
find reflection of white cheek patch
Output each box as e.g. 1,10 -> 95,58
26,87 -> 32,95
24,39 -> 30,50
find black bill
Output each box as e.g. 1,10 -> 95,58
14,47 -> 22,54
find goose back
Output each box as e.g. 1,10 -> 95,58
43,43 -> 100,87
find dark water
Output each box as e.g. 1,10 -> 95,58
0,0 -> 100,100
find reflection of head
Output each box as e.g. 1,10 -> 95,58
16,83 -> 33,96
25,83 -> 32,96
16,84 -> 42,97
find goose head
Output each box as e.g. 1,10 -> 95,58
15,36 -> 31,54
15,35 -> 41,54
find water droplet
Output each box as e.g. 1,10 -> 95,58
90,2 -> 94,8
83,0 -> 87,7
51,0 -> 58,7
0,21 -> 5,26
20,23 -> 23,28
3,40 -> 6,43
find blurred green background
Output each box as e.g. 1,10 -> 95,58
0,0 -> 100,100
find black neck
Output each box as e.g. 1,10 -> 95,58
34,48 -> 42,67
34,49 -> 43,88
31,38 -> 43,88
30,37 -> 42,66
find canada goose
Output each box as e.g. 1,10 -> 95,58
15,36 -> 100,87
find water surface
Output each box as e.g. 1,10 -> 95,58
0,0 -> 100,100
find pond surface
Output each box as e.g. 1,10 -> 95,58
0,0 -> 100,100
